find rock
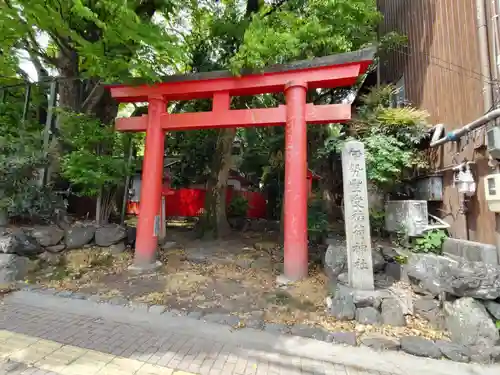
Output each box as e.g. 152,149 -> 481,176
490,346 -> 500,363
372,248 -> 386,272
381,298 -> 406,326
444,297 -> 499,348
484,301 -> 500,320
245,318 -> 264,330
245,311 -> 264,329
324,239 -> 385,280
400,336 -> 441,359
374,273 -> 396,289
264,323 -> 290,334
187,311 -> 203,320
469,345 -> 500,364
57,291 -> 73,298
95,224 -> 127,247
384,263 -> 402,281
435,340 -> 470,363
204,313 -> 240,326
65,225 -> 96,250
323,239 -> 347,281
39,252 -> 63,266
387,285 -> 413,315
335,285 -> 386,309
290,325 -> 327,341
31,226 -> 64,247
381,246 -> 399,261
329,292 -> 356,321
228,217 -> 247,230
443,238 -> 498,265
129,301 -> 149,312
0,230 -> 43,256
0,254 -> 28,287
353,292 -> 382,309
71,293 -> 87,300
360,333 -> 400,351
125,226 -> 136,248
326,331 -> 357,346
108,297 -> 129,306
407,253 -> 500,299
169,309 -> 187,316
356,307 -> 381,325
414,297 -> 443,327
109,242 -> 126,254
45,244 -> 66,253
415,297 -> 439,315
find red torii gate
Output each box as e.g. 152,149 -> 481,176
107,48 -> 374,280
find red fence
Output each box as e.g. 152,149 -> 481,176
127,187 -> 267,219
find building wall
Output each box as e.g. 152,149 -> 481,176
378,0 -> 497,244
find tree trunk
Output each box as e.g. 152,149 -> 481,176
318,156 -> 343,220
57,51 -> 81,111
201,128 -> 236,238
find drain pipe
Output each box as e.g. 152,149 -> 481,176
476,0 -> 494,111
430,108 -> 500,147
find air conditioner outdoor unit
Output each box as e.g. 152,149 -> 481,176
487,126 -> 500,160
385,200 -> 429,237
484,174 -> 500,212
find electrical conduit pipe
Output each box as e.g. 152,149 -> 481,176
430,108 -> 500,147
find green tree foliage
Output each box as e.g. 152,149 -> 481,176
59,111 -> 131,223
0,0 -> 187,223
0,0 -> 185,85
0,0 -> 411,234
231,0 -> 380,71
59,112 -> 130,197
0,87 -> 62,221
318,85 -> 430,193
175,0 -> 382,237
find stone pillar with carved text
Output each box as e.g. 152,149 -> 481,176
341,140 -> 374,290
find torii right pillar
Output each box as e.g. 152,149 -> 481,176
283,81 -> 309,280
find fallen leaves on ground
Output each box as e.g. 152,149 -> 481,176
25,232 -> 448,341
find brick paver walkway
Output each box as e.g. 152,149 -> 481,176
0,290 -> 498,375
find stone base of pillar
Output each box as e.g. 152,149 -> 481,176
128,260 -> 162,274
276,273 -> 301,286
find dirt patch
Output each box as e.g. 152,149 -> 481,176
25,228 -> 447,341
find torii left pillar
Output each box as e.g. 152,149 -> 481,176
132,96 -> 166,270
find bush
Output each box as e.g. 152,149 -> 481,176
227,195 -> 248,217
412,229 -> 447,254
369,208 -> 386,235
0,116 -> 63,222
307,199 -> 329,244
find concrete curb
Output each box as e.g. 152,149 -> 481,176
3,290 -> 500,375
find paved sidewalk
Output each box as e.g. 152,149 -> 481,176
0,291 -> 499,375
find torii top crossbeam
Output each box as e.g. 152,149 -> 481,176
108,48 -> 374,102
107,47 -> 375,280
